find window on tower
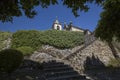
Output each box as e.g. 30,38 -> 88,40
57,26 -> 60,30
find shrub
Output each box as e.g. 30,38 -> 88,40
16,46 -> 34,56
11,30 -> 42,50
40,30 -> 84,49
0,49 -> 23,73
11,30 -> 84,49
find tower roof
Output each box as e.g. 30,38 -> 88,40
54,16 -> 59,24
54,19 -> 59,24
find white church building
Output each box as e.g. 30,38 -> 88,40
51,18 -> 96,45
52,18 -> 86,33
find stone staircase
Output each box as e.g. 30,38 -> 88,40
43,60 -> 90,80
63,39 -> 97,60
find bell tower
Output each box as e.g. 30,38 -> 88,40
52,17 -> 62,30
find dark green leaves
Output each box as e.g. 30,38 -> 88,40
0,49 -> 23,73
0,0 -> 22,22
0,0 -> 104,22
95,0 -> 120,42
0,0 -> 58,22
40,0 -> 58,8
11,30 -> 84,49
63,0 -> 104,17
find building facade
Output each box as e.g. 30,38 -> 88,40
52,18 -> 85,33
52,19 -> 62,30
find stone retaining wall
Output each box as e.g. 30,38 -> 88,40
64,40 -> 115,70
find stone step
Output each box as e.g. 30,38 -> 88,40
46,74 -> 87,80
45,71 -> 79,78
45,70 -> 76,75
43,63 -> 64,67
45,69 -> 76,75
44,64 -> 68,68
43,61 -> 63,65
43,60 -> 89,80
44,66 -> 73,72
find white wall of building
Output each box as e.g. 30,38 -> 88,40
70,27 -> 84,32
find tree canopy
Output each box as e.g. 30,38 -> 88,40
0,0 -> 103,22
95,0 -> 120,41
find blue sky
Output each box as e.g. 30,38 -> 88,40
0,2 -> 102,32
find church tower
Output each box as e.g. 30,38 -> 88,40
52,18 -> 62,30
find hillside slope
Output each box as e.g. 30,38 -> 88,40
0,31 -> 11,50
11,30 -> 84,50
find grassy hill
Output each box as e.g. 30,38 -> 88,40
1,30 -> 120,56
0,30 -> 84,55
11,30 -> 84,49
11,30 -> 84,55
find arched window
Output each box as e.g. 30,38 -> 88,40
57,26 -> 60,30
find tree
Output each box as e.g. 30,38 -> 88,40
95,0 -> 120,58
0,0 -> 103,22
95,0 -> 120,42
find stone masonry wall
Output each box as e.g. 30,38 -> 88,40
64,39 -> 115,70
29,45 -> 84,63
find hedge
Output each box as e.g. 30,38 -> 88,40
11,30 -> 84,49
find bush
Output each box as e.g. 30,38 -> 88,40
0,49 -> 23,73
11,30 -> 42,50
40,30 -> 84,49
11,30 -> 84,49
16,46 -> 34,56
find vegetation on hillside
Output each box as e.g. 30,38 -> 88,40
16,46 -> 34,56
11,30 -> 84,51
11,30 -> 41,50
0,31 -> 11,50
39,30 -> 84,48
95,0 -> 120,42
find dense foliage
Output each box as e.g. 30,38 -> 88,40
0,31 -> 11,50
95,0 -> 120,42
40,30 -> 84,48
0,49 -> 23,73
11,30 -> 84,49
11,30 -> 42,50
16,46 -> 34,56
